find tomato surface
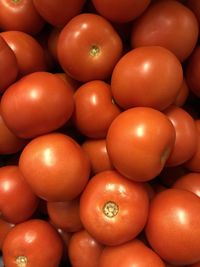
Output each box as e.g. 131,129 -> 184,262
0,218 -> 14,251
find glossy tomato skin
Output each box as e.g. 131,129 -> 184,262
80,170 -> 149,246
82,139 -> 114,175
164,105 -> 197,166
68,229 -> 103,267
111,46 -> 183,110
0,31 -> 47,77
19,133 -> 90,201
1,71 -> 74,139
91,0 -> 151,23
131,1 -> 199,62
106,107 -> 176,182
0,35 -> 18,94
2,219 -> 63,267
173,79 -> 189,107
57,13 -> 123,82
54,72 -> 80,93
33,0 -> 85,27
0,166 -> 39,224
73,80 -> 121,138
99,239 -> 165,267
0,0 -> 45,35
145,188 -> 200,265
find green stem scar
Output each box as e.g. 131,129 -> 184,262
89,45 -> 100,57
103,201 -> 119,218
15,256 -> 28,267
12,0 -> 21,3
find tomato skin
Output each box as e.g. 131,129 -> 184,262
99,239 -> 165,267
106,107 -> 176,182
2,219 -> 63,267
0,31 -> 47,77
111,46 -> 183,110
33,0 -> 85,27
145,188 -> 200,265
80,170 -> 149,246
187,0 -> 200,25
73,80 -> 121,138
0,166 -> 39,224
1,71 -> 74,139
173,79 -> 189,107
19,133 -> 90,201
91,0 -> 151,23
57,13 -> 123,82
0,218 -> 14,251
0,0 -> 45,35
131,1 -> 199,62
68,229 -> 103,267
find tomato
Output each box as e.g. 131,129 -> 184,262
33,0 -> 86,27
54,72 -> 80,93
99,239 -> 165,267
106,107 -> 176,182
73,80 -> 121,138
111,46 -> 183,110
47,198 -> 82,232
80,170 -> 149,246
131,0 -> 199,62
57,13 -> 123,82
164,105 -> 197,166
68,229 -> 103,267
0,0 -> 45,35
1,71 -> 74,139
0,110 -> 26,155
187,0 -> 200,25
145,188 -> 200,265
2,219 -> 63,267
0,218 -> 14,251
0,31 -> 47,77
186,46 -> 200,97
19,133 -> 90,201
0,35 -> 18,94
0,166 -> 39,224
82,139 -> 114,175
173,79 -> 189,107
91,0 -> 151,23
173,172 -> 200,197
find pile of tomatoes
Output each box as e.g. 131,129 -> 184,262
1,0 -> 200,266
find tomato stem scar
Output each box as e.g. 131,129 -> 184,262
12,0 -> 21,3
15,256 -> 28,267
89,45 -> 100,57
103,201 -> 119,218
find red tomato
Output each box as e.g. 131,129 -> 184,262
145,188 -> 200,265
0,218 -> 14,251
91,0 -> 151,23
0,31 -> 47,77
54,72 -> 80,94
73,80 -> 121,138
19,133 -> 90,201
164,105 -> 197,166
131,0 -> 199,62
187,0 -> 200,25
2,219 -> 63,267
57,13 -> 123,82
47,198 -> 82,232
68,229 -> 103,267
99,239 -> 165,267
33,0 -> 86,27
111,46 -> 183,110
80,170 -> 149,246
1,71 -> 74,139
106,107 -> 176,182
0,0 -> 45,35
82,139 -> 114,175
0,166 -> 39,224
0,35 -> 18,94
173,79 -> 189,107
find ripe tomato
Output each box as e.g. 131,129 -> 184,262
106,107 -> 176,182
0,31 -> 47,77
19,133 -> 90,201
2,219 -> 63,267
54,72 -> 80,93
0,218 -> 14,251
57,13 -> 123,82
68,229 -> 103,267
0,0 -> 45,35
91,0 -> 151,23
145,188 -> 200,265
111,46 -> 183,110
0,166 -> 39,224
99,239 -> 165,267
187,0 -> 200,25
173,79 -> 189,107
80,170 -> 149,246
131,0 -> 199,62
73,80 -> 121,138
1,71 -> 74,139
